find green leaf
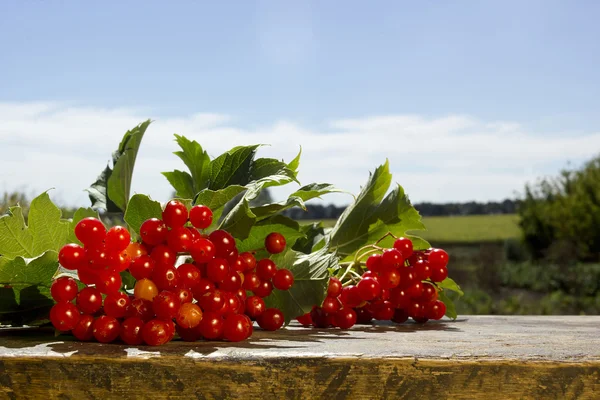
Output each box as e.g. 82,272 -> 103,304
67,208 -> 99,245
0,192 -> 71,258
326,161 -> 429,259
293,222 -> 326,254
264,248 -> 339,324
219,198 -> 257,239
288,147 -> 301,173
120,271 -> 136,291
208,145 -> 261,190
236,215 -> 305,253
0,251 -> 59,325
124,194 -> 163,235
438,289 -> 458,320
249,158 -> 299,184
87,120 -> 151,212
193,185 -> 247,229
162,170 -> 196,199
438,277 -> 464,296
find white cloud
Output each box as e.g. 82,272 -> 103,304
1,101 -> 599,208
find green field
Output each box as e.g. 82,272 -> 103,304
303,214 -> 521,243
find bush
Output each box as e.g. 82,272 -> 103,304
519,155 -> 600,262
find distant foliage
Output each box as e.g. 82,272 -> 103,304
519,155 -> 600,262
0,191 -> 30,216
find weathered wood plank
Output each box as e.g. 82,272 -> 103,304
1,316 -> 599,399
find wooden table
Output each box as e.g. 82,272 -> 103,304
1,316 -> 599,399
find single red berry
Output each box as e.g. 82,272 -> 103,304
176,324 -> 203,342
120,317 -> 145,345
142,319 -> 172,346
199,290 -> 226,312
272,269 -> 294,291
103,292 -> 131,319
208,230 -> 236,258
176,263 -> 201,289
124,242 -> 148,260
257,308 -> 284,331
430,266 -> 449,282
77,265 -> 99,285
225,247 -> 239,266
425,300 -> 446,320
381,248 -> 404,269
310,306 -> 333,328
256,259 -> 277,280
392,308 -> 409,324
74,217 -> 106,247
407,301 -> 426,319
96,270 -> 122,294
428,248 -> 449,269
361,270 -> 379,281
151,264 -> 179,291
58,243 -> 85,270
413,259 -> 431,280
389,287 -> 411,309
252,280 -> 273,298
370,300 -> 395,320
190,238 -> 216,263
235,288 -> 247,302
126,298 -> 154,322
85,244 -> 110,270
188,227 -> 202,242
355,306 -> 373,324
129,255 -> 155,280
150,245 -> 177,267
189,205 -> 213,229
231,255 -> 246,272
51,276 -> 78,302
366,254 -> 383,273
379,268 -> 401,289
198,311 -> 224,340
327,277 -> 342,297
175,287 -> 193,304
108,251 -> 132,272
153,290 -> 181,320
223,314 -> 253,342
76,287 -> 103,314
296,312 -> 313,327
406,282 -> 424,299
239,252 -> 257,271
176,302 -> 203,329
420,282 -> 438,303
393,237 -> 414,258
399,266 -> 418,288
242,272 -> 261,291
219,271 -> 242,292
206,258 -> 230,283
191,278 -> 215,299
162,200 -> 189,228
321,296 -> 341,314
92,315 -> 120,343
244,296 -> 266,319
339,285 -> 363,308
72,314 -> 95,341
265,232 -> 286,254
222,293 -> 244,316
167,226 -> 194,252
334,308 -> 357,329
140,218 -> 168,246
105,226 -> 131,253
50,302 -> 80,331
356,277 -> 381,301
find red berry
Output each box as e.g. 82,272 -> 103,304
242,272 -> 261,291
355,306 -> 373,324
265,232 -> 286,254
339,285 -> 362,308
327,277 -> 342,297
393,237 -> 414,258
219,271 -> 242,292
77,265 -> 99,285
407,302 -> 426,319
129,255 -> 155,280
370,300 -> 394,320
72,314 -> 94,341
356,277 -> 381,301
406,282 -> 424,299
175,287 -> 193,304
176,263 -> 201,289
244,296 -> 266,319
428,249 -> 449,269
142,319 -> 172,346
272,269 -> 294,291
366,254 -> 383,273
206,258 -> 230,283
239,252 -> 257,271
150,245 -> 177,267
430,266 -> 449,282
389,287 -> 411,309
191,278 -> 215,299
379,268 -> 401,289
124,242 -> 148,260
134,278 -> 159,301
151,264 -> 179,291
190,238 -> 216,263
421,282 -> 438,303
126,298 -> 154,322
381,249 -> 403,269
58,243 -> 85,270
162,200 -> 189,228
51,276 -> 78,302
310,306 -> 333,328
105,226 -> 131,253
153,290 -> 181,320
96,270 -> 122,294
321,296 -> 341,314
399,266 -> 418,288
120,317 -> 145,345
199,290 -> 225,312
414,260 -> 431,280
50,302 -> 80,331
253,280 -> 273,298
74,217 -> 106,247
176,324 -> 203,342
189,205 -> 213,229
93,315 -> 120,343
256,259 -> 277,280
103,292 -> 131,318
85,245 -> 110,270
334,308 -> 357,329
425,300 -> 446,320
176,302 -> 203,329
296,312 -> 313,327
167,227 -> 193,252
223,314 -> 253,342
140,218 -> 168,246
76,287 -> 103,314
231,255 -> 246,272
208,230 -> 236,258
257,308 -> 284,331
198,311 -> 224,340
391,308 -> 409,324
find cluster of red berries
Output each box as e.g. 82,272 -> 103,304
296,237 -> 449,328
50,200 -> 294,345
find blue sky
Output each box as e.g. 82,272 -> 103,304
1,1 -> 600,206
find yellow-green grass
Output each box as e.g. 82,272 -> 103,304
301,214 -> 521,243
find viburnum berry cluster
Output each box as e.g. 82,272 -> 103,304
50,200 -> 294,345
296,235 -> 450,329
